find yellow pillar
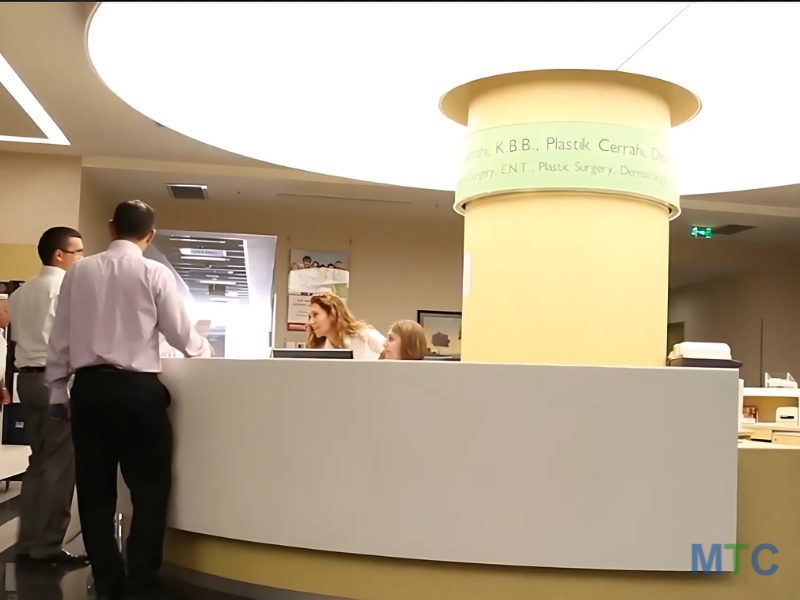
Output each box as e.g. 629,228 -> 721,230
440,70 -> 700,366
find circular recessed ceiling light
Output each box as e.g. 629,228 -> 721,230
87,2 -> 800,197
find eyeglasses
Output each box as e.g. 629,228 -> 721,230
59,249 -> 85,256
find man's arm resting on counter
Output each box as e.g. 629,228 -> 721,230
153,266 -> 211,359
45,267 -> 74,406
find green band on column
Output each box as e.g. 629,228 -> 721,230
455,122 -> 678,217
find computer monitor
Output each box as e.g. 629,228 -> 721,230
423,355 -> 460,362
271,348 -> 354,360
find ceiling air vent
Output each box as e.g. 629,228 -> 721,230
713,224 -> 757,236
167,184 -> 208,200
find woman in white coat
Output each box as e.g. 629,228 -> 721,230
306,292 -> 385,360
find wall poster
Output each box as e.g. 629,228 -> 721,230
287,249 -> 350,331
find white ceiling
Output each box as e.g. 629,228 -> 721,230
0,2 -> 350,182
3,2 -> 800,292
86,2 -> 800,196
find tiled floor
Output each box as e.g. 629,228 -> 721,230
0,482 -> 330,600
0,488 -> 249,600
0,542 -> 252,599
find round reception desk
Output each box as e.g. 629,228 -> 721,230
113,358 -> 800,599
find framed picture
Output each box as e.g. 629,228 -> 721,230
742,406 -> 758,424
417,310 -> 461,358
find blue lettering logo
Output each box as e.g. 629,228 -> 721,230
692,543 -> 778,575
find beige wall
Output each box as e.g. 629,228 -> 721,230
0,151 -> 81,244
78,175 -> 114,255
0,243 -> 43,281
669,258 -> 800,386
670,236 -> 800,277
147,199 -> 464,347
0,151 -> 82,280
94,169 -> 800,366
669,272 -> 762,384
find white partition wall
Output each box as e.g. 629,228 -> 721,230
158,360 -> 739,572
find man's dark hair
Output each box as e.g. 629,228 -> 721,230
113,200 -> 156,240
37,227 -> 82,266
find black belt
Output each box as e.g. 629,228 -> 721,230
76,365 -> 157,377
18,366 -> 45,373
77,364 -> 125,374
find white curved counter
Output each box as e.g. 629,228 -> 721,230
148,359 -> 737,572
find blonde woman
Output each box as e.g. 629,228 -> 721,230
306,292 -> 385,360
381,320 -> 428,360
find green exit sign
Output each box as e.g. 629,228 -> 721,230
691,226 -> 713,239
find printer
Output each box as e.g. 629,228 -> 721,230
668,342 -> 742,369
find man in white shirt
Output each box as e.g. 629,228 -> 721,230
46,200 -> 210,600
8,227 -> 87,567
